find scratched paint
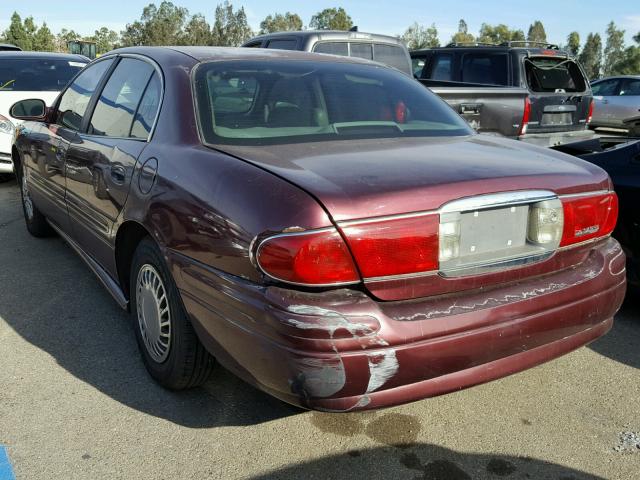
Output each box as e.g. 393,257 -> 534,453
296,354 -> 346,398
366,349 -> 399,393
0,447 -> 16,480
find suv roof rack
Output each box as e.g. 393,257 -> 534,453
500,41 -> 560,49
444,42 -> 499,48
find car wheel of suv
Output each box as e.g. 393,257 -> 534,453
130,238 -> 215,389
19,163 -> 53,237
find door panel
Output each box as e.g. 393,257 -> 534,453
590,79 -> 620,127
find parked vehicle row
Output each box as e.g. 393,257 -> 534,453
590,75 -> 640,129
9,46 -> 625,411
0,51 -> 89,181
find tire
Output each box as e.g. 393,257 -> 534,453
18,162 -> 53,237
130,238 -> 215,389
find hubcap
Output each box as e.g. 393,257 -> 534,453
136,265 -> 171,363
21,168 -> 34,220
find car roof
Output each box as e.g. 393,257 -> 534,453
592,75 -> 640,82
0,51 -> 89,62
411,45 -> 570,56
245,30 -> 404,45
111,45 -> 388,67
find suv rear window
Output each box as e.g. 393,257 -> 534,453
195,60 -> 472,146
0,58 -> 86,91
525,57 -> 587,93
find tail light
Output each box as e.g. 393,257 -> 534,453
586,99 -> 594,124
518,97 -> 531,136
256,228 -> 359,285
560,192 -> 618,247
340,215 -> 439,279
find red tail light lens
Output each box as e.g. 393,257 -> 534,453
256,229 -> 360,285
587,99 -> 594,124
518,97 -> 531,136
560,192 -> 618,247
340,215 -> 439,279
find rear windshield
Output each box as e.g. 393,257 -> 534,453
194,60 -> 472,146
525,57 -> 587,93
0,58 -> 86,92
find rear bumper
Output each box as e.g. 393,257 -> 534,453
519,128 -> 595,147
170,237 -> 626,411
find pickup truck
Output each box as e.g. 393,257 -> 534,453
411,42 -> 595,147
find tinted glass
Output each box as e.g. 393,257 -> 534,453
57,58 -> 114,131
88,58 -> 154,137
131,73 -> 162,139
461,53 -> 508,85
207,74 -> 258,114
412,56 -> 426,77
313,42 -> 348,56
373,44 -> 411,75
591,79 -> 618,96
431,54 -> 453,81
525,57 -> 587,92
266,39 -> 297,50
195,60 -> 473,146
350,43 -> 373,60
620,79 -> 640,96
0,58 -> 87,92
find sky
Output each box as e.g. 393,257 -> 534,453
1,0 -> 639,46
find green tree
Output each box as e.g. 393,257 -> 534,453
183,13 -> 211,45
527,20 -> 547,43
603,21 -> 625,76
566,31 -> 580,56
612,32 -> 640,75
55,28 -> 81,51
259,12 -> 303,34
33,22 -> 55,51
91,27 -> 119,54
450,19 -> 474,44
309,7 -> 353,31
579,32 -> 603,79
478,23 -> 524,44
3,12 -> 32,50
401,22 -> 439,49
211,1 -> 253,46
142,2 -> 189,45
120,21 -> 145,47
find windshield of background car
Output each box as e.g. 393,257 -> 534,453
524,57 -> 587,93
195,60 -> 473,145
0,58 -> 87,91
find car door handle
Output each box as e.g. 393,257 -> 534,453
110,165 -> 126,184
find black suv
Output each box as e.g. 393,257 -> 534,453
243,30 -> 412,76
411,42 -> 594,145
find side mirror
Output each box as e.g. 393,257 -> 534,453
9,99 -> 47,121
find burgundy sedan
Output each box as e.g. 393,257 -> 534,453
10,47 -> 625,411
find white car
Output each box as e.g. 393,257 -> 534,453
0,51 -> 88,181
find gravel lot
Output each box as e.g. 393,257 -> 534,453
0,178 -> 639,479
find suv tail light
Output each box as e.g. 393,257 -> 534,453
518,97 -> 531,136
560,192 -> 618,247
256,228 -> 360,285
340,215 -> 439,279
586,99 -> 594,124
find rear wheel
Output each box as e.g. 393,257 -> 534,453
130,238 -> 215,389
19,162 -> 53,237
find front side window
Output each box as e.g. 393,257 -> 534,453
462,53 -> 508,86
620,79 -> 640,96
195,60 -> 473,146
56,58 -> 114,131
88,58 -> 155,137
0,58 -> 87,92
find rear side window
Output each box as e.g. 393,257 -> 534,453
431,54 -> 453,81
56,58 -> 114,131
525,57 -> 587,93
313,42 -> 348,56
350,43 -> 373,60
620,79 -> 640,96
266,39 -> 297,50
373,44 -> 411,75
0,58 -> 86,92
88,58 -> 155,137
591,79 -> 619,96
131,73 -> 162,139
461,53 -> 508,85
